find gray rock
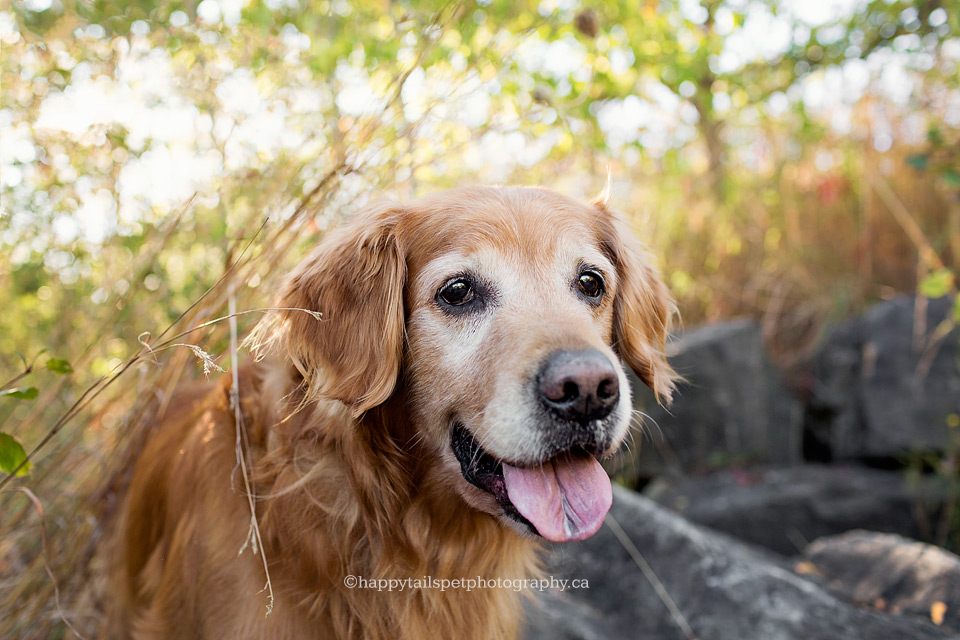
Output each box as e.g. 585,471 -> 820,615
523,588 -> 612,640
806,295 -> 960,460
527,485 -> 954,640
619,320 -> 801,482
644,465 -> 946,555
804,530 -> 960,631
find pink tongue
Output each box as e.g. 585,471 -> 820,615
502,455 -> 612,542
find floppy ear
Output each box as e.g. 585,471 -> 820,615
259,203 -> 406,415
596,203 -> 678,404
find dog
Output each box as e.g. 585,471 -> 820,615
111,185 -> 676,639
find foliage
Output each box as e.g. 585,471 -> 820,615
0,433 -> 30,476
0,354 -> 72,477
906,412 -> 960,552
1,0 -> 959,636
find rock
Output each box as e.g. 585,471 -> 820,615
527,485 -> 953,640
806,295 -> 960,460
620,320 -> 801,482
523,588 -> 612,640
643,465 -> 945,555
804,531 -> 960,632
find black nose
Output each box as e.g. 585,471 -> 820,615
537,349 -> 620,423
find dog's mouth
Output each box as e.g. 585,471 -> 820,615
450,422 -> 612,542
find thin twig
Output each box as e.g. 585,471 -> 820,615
1,367 -> 34,392
153,215 -> 271,346
136,341 -> 224,377
228,293 -> 274,616
916,315 -> 956,380
867,170 -> 944,271
146,308 -> 323,349
605,512 -> 698,640
0,307 -> 321,489
10,487 -> 89,640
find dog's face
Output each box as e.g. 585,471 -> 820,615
269,186 -> 675,542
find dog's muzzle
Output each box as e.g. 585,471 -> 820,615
450,349 -> 620,543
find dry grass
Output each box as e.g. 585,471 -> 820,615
2,11 -> 957,637
0,8 -> 474,636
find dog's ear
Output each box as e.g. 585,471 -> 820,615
259,203 -> 406,415
595,202 -> 678,404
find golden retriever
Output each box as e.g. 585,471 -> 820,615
111,186 -> 676,639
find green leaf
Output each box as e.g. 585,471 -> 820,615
942,168 -> 960,187
919,269 -> 955,299
953,293 -> 960,323
0,387 -> 38,400
0,433 -> 30,476
906,153 -> 928,171
45,358 -> 73,375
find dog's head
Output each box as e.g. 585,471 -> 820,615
263,186 -> 676,542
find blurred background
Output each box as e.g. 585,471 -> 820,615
1,0 -> 958,637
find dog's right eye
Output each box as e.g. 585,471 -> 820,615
438,278 -> 474,306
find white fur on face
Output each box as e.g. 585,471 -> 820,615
405,236 -> 633,472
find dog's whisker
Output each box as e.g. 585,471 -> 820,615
630,408 -> 664,443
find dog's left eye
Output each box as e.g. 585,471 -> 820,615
438,278 -> 474,306
577,271 -> 605,299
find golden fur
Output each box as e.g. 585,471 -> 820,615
111,186 -> 676,639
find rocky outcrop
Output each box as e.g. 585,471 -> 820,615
644,464 -> 945,555
526,299 -> 960,639
803,530 -> 960,632
525,486 -> 953,640
623,320 -> 802,482
524,589 -> 611,640
806,295 -> 960,460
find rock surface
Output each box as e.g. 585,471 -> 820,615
624,320 -> 801,482
644,464 -> 945,555
806,295 -> 960,460
524,589 -> 611,640
524,485 -> 953,640
804,530 -> 960,632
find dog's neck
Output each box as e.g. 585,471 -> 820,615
256,363 -> 541,639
